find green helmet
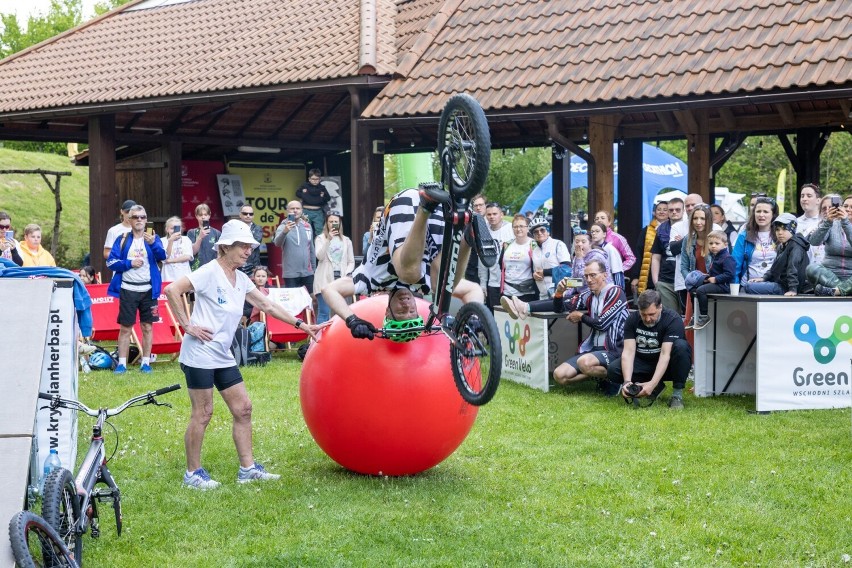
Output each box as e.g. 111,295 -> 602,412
382,315 -> 424,343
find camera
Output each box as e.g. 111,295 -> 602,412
624,383 -> 642,397
831,196 -> 841,208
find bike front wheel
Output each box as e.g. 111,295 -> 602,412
450,302 -> 501,406
438,94 -> 491,199
41,467 -> 83,563
8,510 -> 78,568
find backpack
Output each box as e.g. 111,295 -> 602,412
231,326 -> 270,367
110,345 -> 140,365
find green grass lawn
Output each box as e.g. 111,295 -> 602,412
59,353 -> 851,567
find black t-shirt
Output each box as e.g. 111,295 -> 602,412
624,307 -> 684,361
650,223 -> 679,284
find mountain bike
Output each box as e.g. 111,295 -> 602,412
377,94 -> 502,406
37,384 -> 181,565
8,510 -> 78,568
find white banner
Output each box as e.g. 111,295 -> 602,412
496,310 -> 549,392
757,302 -> 851,411
36,281 -> 78,474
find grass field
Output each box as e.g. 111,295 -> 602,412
54,353 -> 851,567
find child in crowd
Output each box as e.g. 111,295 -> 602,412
742,213 -> 811,296
79,265 -> 96,284
685,230 -> 735,330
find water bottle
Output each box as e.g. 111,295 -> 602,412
40,449 -> 62,493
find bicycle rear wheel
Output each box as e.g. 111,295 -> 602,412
450,302 -> 501,406
41,467 -> 83,563
8,510 -> 78,568
437,94 -> 491,199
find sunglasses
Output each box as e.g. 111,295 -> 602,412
241,211 -> 254,216
131,215 -> 147,220
755,197 -> 776,206
532,228 -> 548,233
0,224 -> 10,230
574,230 -> 588,235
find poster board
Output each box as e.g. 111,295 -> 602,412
216,174 -> 247,216
495,309 -> 549,392
228,162 -> 305,243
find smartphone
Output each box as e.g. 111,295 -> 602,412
831,196 -> 841,208
146,222 -> 154,236
287,214 -> 296,223
4,230 -> 13,240
202,220 -> 210,229
172,226 -> 181,235
331,221 -> 340,230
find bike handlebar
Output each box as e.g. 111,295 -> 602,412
38,384 -> 182,417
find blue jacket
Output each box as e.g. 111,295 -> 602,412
731,232 -> 757,284
107,233 -> 167,299
707,248 -> 736,292
0,258 -> 93,336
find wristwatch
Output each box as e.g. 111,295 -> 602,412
294,318 -> 304,329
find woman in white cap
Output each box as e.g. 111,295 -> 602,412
165,220 -> 320,490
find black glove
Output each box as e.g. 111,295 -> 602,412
345,315 -> 377,340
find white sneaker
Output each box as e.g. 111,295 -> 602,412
511,296 -> 529,320
183,467 -> 220,490
237,462 -> 280,483
500,296 -> 520,319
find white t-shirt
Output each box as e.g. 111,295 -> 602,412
121,236 -> 152,291
160,235 -> 193,283
797,213 -> 824,264
179,261 -> 256,369
748,231 -> 776,280
502,240 -> 535,297
483,222 -> 514,288
532,237 -> 571,298
104,223 -> 131,250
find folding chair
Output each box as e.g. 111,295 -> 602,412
263,287 -> 313,350
268,275 -> 281,288
86,283 -> 122,342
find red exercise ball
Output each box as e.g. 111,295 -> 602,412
300,294 -> 478,476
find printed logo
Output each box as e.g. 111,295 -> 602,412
793,315 -> 852,364
216,286 -> 227,305
504,320 -> 531,356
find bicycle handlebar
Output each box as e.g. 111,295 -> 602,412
38,384 -> 182,417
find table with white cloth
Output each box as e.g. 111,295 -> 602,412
693,294 -> 851,412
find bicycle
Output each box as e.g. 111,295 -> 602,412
37,384 -> 181,565
8,510 -> 78,568
376,94 -> 502,406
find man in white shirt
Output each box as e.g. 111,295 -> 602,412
103,199 -> 135,260
481,202 -> 513,309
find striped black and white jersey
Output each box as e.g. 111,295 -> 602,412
353,188 -> 444,295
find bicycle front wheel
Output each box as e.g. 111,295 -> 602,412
41,467 -> 83,563
450,302 -> 501,406
8,510 -> 78,568
437,94 -> 491,198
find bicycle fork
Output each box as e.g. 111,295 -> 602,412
92,465 -> 122,537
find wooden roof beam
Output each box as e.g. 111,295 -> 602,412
718,107 -> 737,130
655,111 -> 677,133
840,100 -> 851,122
673,109 -> 699,136
271,95 -> 314,139
234,98 -> 275,138
777,103 -> 795,126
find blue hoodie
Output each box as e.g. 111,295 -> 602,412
106,232 -> 166,299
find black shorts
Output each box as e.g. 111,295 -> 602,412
180,364 -> 243,391
564,348 -> 612,371
118,288 -> 159,326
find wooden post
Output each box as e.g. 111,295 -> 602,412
350,88 -> 384,255
617,139 -> 643,251
589,115 -> 620,218
89,115 -> 116,275
551,146 -> 570,242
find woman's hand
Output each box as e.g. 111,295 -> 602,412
186,324 -> 213,342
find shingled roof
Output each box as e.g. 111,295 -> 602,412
0,0 -> 397,115
365,0 -> 852,119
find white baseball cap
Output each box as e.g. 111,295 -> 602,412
214,219 -> 260,251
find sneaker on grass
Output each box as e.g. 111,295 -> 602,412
140,363 -> 153,374
113,364 -> 126,375
238,462 -> 280,484
668,396 -> 684,410
184,467 -> 220,490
